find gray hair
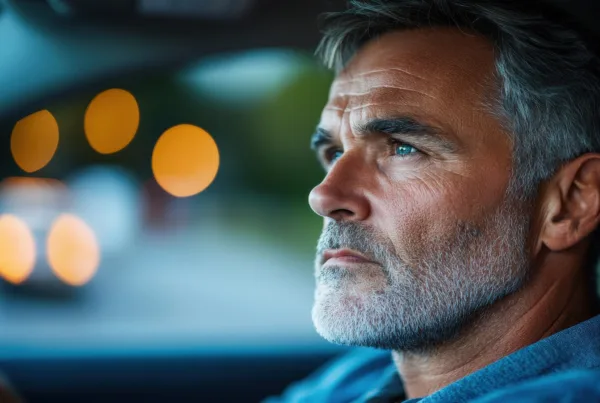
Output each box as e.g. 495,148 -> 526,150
316,0 -> 600,201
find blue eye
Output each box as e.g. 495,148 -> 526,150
329,149 -> 343,163
394,143 -> 417,157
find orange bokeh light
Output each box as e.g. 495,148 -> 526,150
0,214 -> 36,285
11,110 -> 59,173
151,124 -> 220,197
47,214 -> 100,286
84,88 -> 140,154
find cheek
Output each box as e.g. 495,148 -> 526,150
371,169 -> 502,264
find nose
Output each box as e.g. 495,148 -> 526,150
308,152 -> 370,222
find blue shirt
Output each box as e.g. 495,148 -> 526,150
265,314 -> 600,402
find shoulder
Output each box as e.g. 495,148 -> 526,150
472,369 -> 600,403
263,348 -> 394,403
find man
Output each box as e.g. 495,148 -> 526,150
267,0 -> 600,402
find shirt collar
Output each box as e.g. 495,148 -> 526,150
361,314 -> 600,403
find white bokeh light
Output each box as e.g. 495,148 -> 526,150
68,166 -> 144,256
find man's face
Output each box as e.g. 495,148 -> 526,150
308,28 -> 532,351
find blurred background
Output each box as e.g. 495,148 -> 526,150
0,0 -> 349,401
0,49 -> 334,350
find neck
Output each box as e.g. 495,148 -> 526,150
393,256 -> 596,399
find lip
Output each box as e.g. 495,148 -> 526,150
322,248 -> 376,265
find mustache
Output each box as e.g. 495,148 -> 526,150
316,221 -> 398,268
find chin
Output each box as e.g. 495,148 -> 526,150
311,284 -> 382,346
311,265 -> 404,347
311,282 -> 443,351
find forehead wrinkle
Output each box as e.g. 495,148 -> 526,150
327,85 -> 440,114
328,84 -> 441,109
331,74 -> 433,97
344,103 -> 426,113
335,67 -> 429,84
336,86 -> 437,100
330,74 -> 442,112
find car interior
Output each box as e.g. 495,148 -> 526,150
1,0 -> 600,402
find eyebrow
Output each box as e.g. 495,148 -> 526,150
311,117 -> 457,153
358,117 -> 439,136
310,128 -> 333,151
357,117 -> 456,152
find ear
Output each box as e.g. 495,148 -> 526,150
541,154 -> 600,252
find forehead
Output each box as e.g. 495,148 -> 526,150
323,27 -> 498,133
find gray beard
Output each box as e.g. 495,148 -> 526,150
311,201 -> 531,352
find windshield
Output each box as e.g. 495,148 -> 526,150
0,49 -> 336,355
